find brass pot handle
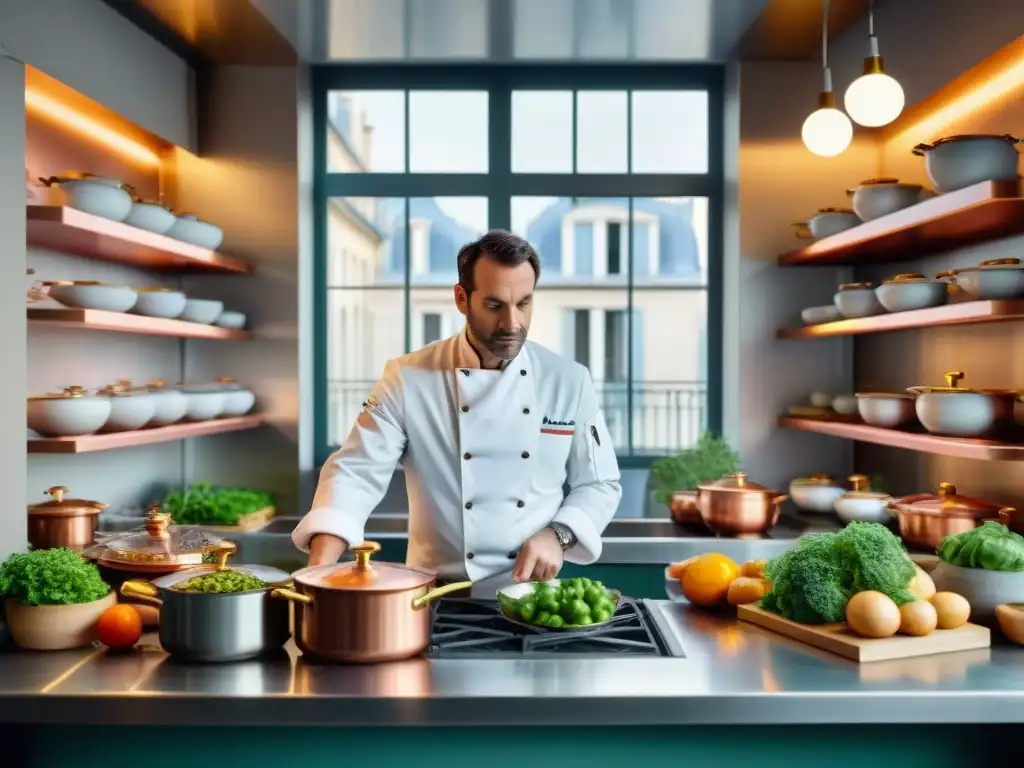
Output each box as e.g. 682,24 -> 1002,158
213,541 -> 237,570
270,587 -> 313,605
998,506 -> 1016,523
120,580 -> 163,607
411,580 -> 474,610
772,494 -> 790,505
911,142 -> 934,156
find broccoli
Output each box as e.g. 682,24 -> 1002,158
762,522 -> 915,624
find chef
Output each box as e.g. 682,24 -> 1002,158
293,230 -> 621,593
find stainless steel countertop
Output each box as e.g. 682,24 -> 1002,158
1,600 -> 1022,726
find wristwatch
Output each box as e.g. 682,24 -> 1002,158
547,522 -> 577,551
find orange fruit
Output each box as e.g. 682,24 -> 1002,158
96,603 -> 143,649
667,556 -> 698,580
682,553 -> 741,606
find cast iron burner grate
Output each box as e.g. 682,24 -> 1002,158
427,597 -> 669,658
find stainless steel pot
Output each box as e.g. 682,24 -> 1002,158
120,561 -> 291,662
912,134 -> 1022,193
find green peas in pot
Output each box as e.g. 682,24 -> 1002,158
120,561 -> 292,662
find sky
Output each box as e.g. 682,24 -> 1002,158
330,89 -> 708,231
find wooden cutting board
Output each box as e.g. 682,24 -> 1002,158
737,603 -> 990,662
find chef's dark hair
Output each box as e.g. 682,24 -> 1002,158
457,230 -> 541,294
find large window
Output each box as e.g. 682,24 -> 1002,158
314,66 -> 723,465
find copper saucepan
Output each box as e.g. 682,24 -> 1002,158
696,472 -> 789,535
889,481 -> 1013,551
271,541 -> 471,663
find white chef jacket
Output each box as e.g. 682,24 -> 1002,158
293,331 -> 622,587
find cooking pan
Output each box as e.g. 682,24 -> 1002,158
496,579 -> 624,632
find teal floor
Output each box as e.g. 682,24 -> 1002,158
4,725 -> 1011,767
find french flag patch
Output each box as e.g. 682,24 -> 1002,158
540,416 -> 574,436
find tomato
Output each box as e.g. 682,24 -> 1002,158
96,603 -> 143,649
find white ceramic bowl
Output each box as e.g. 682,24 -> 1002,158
168,214 -> 224,250
180,299 -> 224,325
809,391 -> 833,408
930,561 -> 1024,627
132,287 -> 186,319
875,277 -> 948,313
912,391 -> 997,437
101,390 -> 155,432
848,181 -> 924,221
215,310 -> 247,330
953,260 -> 1024,300
27,392 -> 111,437
914,135 -> 1022,193
48,177 -> 133,221
217,382 -> 256,417
182,388 -> 226,421
47,283 -> 138,313
806,210 -> 860,239
789,480 -> 845,514
801,305 -> 843,325
834,492 -> 892,524
124,201 -> 176,234
832,394 -> 858,415
834,285 -> 885,318
856,393 -> 917,428
146,387 -> 189,426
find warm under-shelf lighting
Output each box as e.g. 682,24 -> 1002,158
25,89 -> 162,167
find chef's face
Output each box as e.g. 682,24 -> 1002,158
455,255 -> 535,360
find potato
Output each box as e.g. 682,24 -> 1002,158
742,559 -> 767,579
907,566 -> 936,601
727,576 -> 769,606
846,590 -> 900,638
930,592 -> 970,629
899,599 -> 938,637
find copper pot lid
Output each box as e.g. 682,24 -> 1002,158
28,485 -> 106,517
838,474 -> 889,500
907,371 -> 987,395
294,542 -> 435,592
27,385 -> 94,401
698,472 -> 776,494
838,282 -> 874,291
882,273 -> 937,284
891,482 -> 1010,519
83,505 -> 231,569
855,392 -> 915,400
812,207 -> 855,215
954,258 -> 1024,274
790,474 -> 837,487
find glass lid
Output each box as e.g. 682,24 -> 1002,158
83,504 -> 232,571
28,485 -> 106,516
698,472 -> 774,493
893,482 -> 1009,519
295,542 -> 435,592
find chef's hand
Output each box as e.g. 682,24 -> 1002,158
512,528 -> 564,583
308,534 -> 347,567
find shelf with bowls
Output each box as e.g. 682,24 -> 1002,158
28,415 -> 264,454
778,416 -> 1024,462
28,308 -> 251,340
778,299 -> 1024,339
777,180 -> 1024,267
27,205 -> 252,274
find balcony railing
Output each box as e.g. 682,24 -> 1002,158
327,379 -> 707,456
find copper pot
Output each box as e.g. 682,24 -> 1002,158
669,491 -> 702,526
889,481 -> 1012,551
27,485 -> 105,550
271,542 -> 471,663
696,472 -> 789,535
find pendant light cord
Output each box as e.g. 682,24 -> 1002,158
868,0 -> 875,37
821,0 -> 829,70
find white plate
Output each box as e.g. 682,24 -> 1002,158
496,579 -> 624,632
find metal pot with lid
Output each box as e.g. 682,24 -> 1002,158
907,371 -> 998,437
121,551 -> 291,663
846,177 -> 925,221
27,485 -> 106,551
875,272 -> 948,313
271,541 -> 472,663
791,207 -> 860,240
37,172 -> 136,221
695,472 -> 789,535
125,197 -> 176,234
889,481 -> 1012,550
952,258 -> 1024,300
912,134 -> 1022,193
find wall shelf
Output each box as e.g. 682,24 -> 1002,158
777,180 -> 1024,267
777,300 -> 1024,339
28,416 -> 264,454
28,308 -> 251,340
779,416 -> 1024,461
27,206 -> 253,274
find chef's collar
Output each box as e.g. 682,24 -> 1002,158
456,328 -> 511,371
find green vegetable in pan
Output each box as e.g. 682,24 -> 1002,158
174,569 -> 270,594
938,522 -> 1024,572
501,577 -> 618,628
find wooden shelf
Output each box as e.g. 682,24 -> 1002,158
28,416 -> 264,454
777,180 -> 1024,266
27,206 -> 252,274
28,308 -> 251,340
779,416 -> 1024,461
777,300 -> 1024,339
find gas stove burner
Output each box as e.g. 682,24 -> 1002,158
428,597 -> 670,658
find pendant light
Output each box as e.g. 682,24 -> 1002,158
844,0 -> 905,127
801,0 -> 853,157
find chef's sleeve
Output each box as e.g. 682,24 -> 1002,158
292,360 -> 406,553
554,367 -> 622,564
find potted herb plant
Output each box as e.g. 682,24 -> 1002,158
162,482 -> 276,530
0,548 -> 115,650
649,432 -> 740,525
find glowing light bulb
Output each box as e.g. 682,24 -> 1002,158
844,46 -> 905,127
802,103 -> 854,157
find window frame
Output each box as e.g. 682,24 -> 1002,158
313,64 -> 725,468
